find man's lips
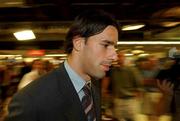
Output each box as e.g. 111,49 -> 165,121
101,64 -> 110,71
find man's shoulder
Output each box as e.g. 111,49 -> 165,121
19,65 -> 66,94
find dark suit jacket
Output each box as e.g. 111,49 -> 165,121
5,63 -> 101,121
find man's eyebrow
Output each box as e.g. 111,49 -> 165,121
102,40 -> 117,45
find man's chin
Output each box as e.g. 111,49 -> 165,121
93,71 -> 106,79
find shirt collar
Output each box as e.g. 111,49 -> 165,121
64,60 -> 86,93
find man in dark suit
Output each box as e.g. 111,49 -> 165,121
5,9 -> 120,121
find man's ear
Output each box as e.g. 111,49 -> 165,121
73,36 -> 84,51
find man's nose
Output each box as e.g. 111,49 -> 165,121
111,49 -> 118,61
113,52 -> 118,61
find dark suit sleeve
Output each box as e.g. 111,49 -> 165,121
5,92 -> 36,121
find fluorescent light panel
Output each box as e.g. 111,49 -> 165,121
14,30 -> 36,41
125,53 -> 134,56
122,24 -> 145,31
0,54 -> 21,57
45,54 -> 67,57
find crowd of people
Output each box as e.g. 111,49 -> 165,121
101,50 -> 180,121
0,59 -> 55,120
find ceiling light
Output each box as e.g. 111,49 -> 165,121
132,50 -> 144,54
15,56 -> 23,60
117,41 -> 180,45
138,53 -> 149,57
14,30 -> 36,41
122,24 -> 145,31
0,54 -> 21,57
161,22 -> 180,27
5,2 -> 23,5
24,58 -> 39,62
125,53 -> 134,56
45,54 -> 67,57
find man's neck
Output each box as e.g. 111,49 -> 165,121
67,56 -> 91,82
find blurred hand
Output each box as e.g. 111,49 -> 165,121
157,79 -> 174,95
156,79 -> 174,115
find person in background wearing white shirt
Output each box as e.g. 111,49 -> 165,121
18,59 -> 46,90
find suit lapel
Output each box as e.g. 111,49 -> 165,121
56,64 -> 87,121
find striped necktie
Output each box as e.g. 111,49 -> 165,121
82,84 -> 96,121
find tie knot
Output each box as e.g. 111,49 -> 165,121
83,84 -> 91,96
86,81 -> 91,88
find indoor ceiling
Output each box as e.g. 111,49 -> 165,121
0,0 -> 180,54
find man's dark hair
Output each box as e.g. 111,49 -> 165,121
65,9 -> 120,54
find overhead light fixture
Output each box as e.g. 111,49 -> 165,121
125,53 -> 134,56
132,50 -> 144,54
15,56 -> 23,60
45,54 -> 67,57
14,30 -> 36,41
24,58 -> 39,62
0,54 -> 21,57
161,22 -> 180,27
138,53 -> 150,57
5,2 -> 23,5
117,41 -> 180,45
122,24 -> 145,31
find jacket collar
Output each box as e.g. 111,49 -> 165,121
56,64 -> 87,121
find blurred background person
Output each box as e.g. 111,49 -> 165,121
0,62 -> 15,101
17,59 -> 46,90
156,48 -> 180,121
102,51 -> 143,121
44,60 -> 54,72
18,61 -> 31,80
135,55 -> 162,121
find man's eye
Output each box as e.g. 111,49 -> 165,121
102,44 -> 109,48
